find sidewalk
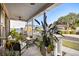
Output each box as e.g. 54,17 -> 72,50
63,34 -> 79,38
62,46 -> 79,56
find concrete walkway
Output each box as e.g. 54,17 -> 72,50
63,34 -> 79,38
56,34 -> 79,44
62,46 -> 79,56
22,45 -> 42,56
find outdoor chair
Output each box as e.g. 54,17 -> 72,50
25,36 -> 36,48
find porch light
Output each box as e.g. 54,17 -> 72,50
30,3 -> 35,5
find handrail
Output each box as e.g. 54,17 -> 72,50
0,37 -> 7,41
0,37 -> 6,38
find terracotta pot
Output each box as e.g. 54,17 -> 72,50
47,45 -> 54,53
47,47 -> 51,53
5,41 -> 12,50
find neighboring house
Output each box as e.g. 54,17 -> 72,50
57,25 -> 66,30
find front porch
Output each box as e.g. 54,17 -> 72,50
0,3 -> 79,56
0,3 -> 62,56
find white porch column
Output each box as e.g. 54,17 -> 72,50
27,21 -> 28,35
60,38 -> 62,56
54,43 -> 57,56
54,37 -> 62,56
57,38 -> 62,56
32,18 -> 33,38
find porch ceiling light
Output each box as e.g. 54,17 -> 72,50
30,3 -> 35,5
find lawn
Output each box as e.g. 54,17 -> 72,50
62,40 -> 79,51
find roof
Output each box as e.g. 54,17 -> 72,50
4,3 -> 60,22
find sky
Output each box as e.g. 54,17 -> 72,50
10,3 -> 79,28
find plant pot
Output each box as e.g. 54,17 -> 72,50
46,51 -> 51,56
47,47 -> 51,53
40,44 -> 46,56
45,47 -> 51,56
5,40 -> 12,50
46,47 -> 54,56
12,42 -> 21,51
51,51 -> 54,56
47,44 -> 54,52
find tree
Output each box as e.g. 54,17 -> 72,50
54,13 -> 79,30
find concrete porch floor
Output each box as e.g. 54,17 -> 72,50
21,45 -> 42,56
22,45 -> 79,56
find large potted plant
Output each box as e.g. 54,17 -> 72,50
34,12 -> 63,56
5,29 -> 25,55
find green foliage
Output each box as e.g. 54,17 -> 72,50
9,29 -> 25,41
61,30 -> 75,34
54,13 -> 79,30
63,40 -> 79,51
75,20 -> 79,27
10,29 -> 18,38
35,13 -> 59,46
35,27 -> 43,32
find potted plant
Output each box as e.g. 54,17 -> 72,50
5,29 -> 25,55
34,12 -> 63,56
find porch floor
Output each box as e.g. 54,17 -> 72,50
21,45 -> 42,56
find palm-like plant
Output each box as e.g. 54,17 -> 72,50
34,12 -> 63,56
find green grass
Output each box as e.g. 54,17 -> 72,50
63,40 -> 79,51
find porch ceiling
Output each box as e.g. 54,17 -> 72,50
5,3 -> 56,21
